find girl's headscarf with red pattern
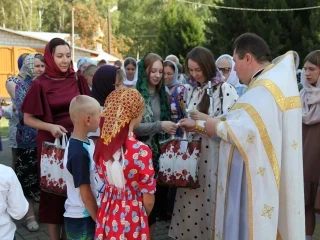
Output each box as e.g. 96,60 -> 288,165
94,88 -> 145,166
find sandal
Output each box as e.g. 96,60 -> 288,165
25,216 -> 39,232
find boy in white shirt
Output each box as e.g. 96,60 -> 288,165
0,164 -> 28,240
63,95 -> 101,240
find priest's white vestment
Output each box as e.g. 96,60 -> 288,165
213,52 -> 305,240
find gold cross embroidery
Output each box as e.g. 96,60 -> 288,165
216,231 -> 222,240
247,134 -> 255,144
261,204 -> 274,219
257,167 -> 266,176
291,140 -> 298,150
218,182 -> 224,194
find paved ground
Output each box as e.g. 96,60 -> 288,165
1,137 -> 320,240
0,138 -> 172,240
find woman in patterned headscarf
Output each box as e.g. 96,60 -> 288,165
15,53 -> 45,232
5,53 -> 29,169
94,88 -> 156,239
135,52 -> 177,235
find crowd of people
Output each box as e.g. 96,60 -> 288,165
0,32 -> 318,240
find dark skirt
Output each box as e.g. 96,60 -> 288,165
16,147 -> 40,199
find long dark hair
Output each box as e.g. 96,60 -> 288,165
186,47 -> 217,114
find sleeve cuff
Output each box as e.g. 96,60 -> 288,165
216,121 -> 228,142
195,120 -> 206,134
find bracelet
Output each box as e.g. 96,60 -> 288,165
195,120 -> 206,134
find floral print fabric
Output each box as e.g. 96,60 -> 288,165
95,133 -> 156,240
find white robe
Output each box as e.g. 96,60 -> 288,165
169,82 -> 239,239
214,52 -> 305,240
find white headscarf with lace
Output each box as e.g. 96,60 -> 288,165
216,54 -> 241,87
122,57 -> 138,87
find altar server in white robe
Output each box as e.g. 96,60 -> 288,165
181,33 -> 305,240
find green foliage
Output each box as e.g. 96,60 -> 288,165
117,0 -> 165,58
156,2 -> 205,62
205,0 -> 320,65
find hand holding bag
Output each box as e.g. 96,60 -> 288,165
157,132 -> 201,189
40,133 -> 68,196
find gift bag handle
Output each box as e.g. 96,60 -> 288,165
170,128 -> 188,140
53,133 -> 68,149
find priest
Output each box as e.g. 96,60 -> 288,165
180,33 -> 305,239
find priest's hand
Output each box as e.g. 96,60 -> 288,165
189,111 -> 210,121
179,118 -> 196,132
205,118 -> 221,136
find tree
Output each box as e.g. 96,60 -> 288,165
117,0 -> 165,58
72,2 -> 101,49
41,0 -> 71,32
0,0 -> 45,31
205,0 -> 320,64
156,2 -> 205,62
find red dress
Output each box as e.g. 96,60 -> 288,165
21,77 -> 85,224
95,133 -> 156,240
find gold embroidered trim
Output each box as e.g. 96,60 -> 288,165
232,103 -> 280,190
225,121 -> 253,240
195,120 -> 206,134
249,79 -> 301,112
223,146 -> 235,240
249,51 -> 296,88
212,139 -> 226,240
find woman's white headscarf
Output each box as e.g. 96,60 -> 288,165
216,54 -> 241,87
164,60 -> 179,88
300,68 -> 320,124
122,57 -> 138,87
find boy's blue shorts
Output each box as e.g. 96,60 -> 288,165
64,216 -> 95,240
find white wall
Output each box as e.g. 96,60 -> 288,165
0,30 -> 97,71
0,30 -> 46,48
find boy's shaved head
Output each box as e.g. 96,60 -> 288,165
69,95 -> 100,122
83,64 -> 98,77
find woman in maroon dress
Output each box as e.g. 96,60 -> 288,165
21,38 -> 90,240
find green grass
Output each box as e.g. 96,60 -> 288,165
0,117 -> 9,138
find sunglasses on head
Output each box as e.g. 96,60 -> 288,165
218,67 -> 231,74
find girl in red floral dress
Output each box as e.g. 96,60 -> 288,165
94,88 -> 156,240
